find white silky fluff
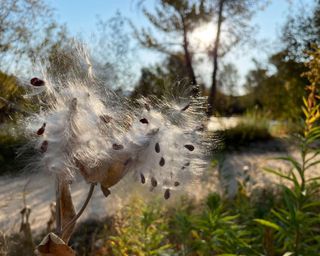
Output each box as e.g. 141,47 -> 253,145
24,49 -> 213,197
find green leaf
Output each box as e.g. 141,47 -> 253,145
254,219 -> 281,231
271,209 -> 289,224
289,168 -> 300,189
306,176 -> 320,182
282,186 -> 297,220
302,201 -> 320,210
282,252 -> 294,256
264,167 -> 293,181
303,97 -> 308,108
302,106 -> 309,118
275,156 -> 302,174
306,159 -> 320,170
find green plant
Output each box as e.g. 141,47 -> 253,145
107,197 -> 173,256
167,192 -> 262,256
255,45 -> 320,256
193,193 -> 255,255
217,112 -> 272,150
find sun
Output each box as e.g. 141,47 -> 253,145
189,22 -> 216,51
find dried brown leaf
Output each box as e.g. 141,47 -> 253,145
37,233 -> 75,256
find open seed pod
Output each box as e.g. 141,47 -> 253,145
36,232 -> 75,256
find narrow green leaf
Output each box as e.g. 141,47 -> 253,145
264,167 -> 293,181
306,160 -> 320,170
275,156 -> 302,173
307,176 -> 320,182
254,219 -> 281,231
282,252 -> 294,256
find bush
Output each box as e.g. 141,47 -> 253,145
216,112 -> 273,150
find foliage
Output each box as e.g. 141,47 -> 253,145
173,194 -> 255,255
0,0 -> 66,72
0,123 -> 27,175
107,197 -> 173,256
282,1 -> 320,61
131,53 -> 192,99
216,112 -> 273,150
255,45 -> 320,256
134,0 -> 213,86
89,187 -> 300,255
0,71 -> 33,122
0,71 -> 33,175
244,51 -> 308,121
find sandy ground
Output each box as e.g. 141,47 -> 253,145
207,116 -> 241,131
1,139 -> 319,236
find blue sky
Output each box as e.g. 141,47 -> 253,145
45,0 -> 315,92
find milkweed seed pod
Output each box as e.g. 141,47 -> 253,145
24,46 -> 213,199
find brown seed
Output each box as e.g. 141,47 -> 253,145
36,123 -> 46,135
140,118 -> 149,124
100,115 -> 112,124
155,143 -> 160,153
30,77 -> 45,86
164,189 -> 170,200
159,157 -> 165,166
184,144 -> 195,151
112,144 -> 124,150
140,173 -> 146,184
100,185 -> 111,197
174,181 -> 180,187
40,140 -> 48,153
181,103 -> 190,112
151,177 -> 157,187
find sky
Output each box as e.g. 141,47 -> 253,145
45,0 -> 315,93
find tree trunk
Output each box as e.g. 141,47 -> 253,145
181,15 -> 197,86
208,0 -> 225,115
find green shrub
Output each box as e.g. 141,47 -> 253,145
255,45 -> 320,256
106,197 -> 173,256
216,113 -> 272,150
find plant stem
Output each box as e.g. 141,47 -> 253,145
55,175 -> 62,236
